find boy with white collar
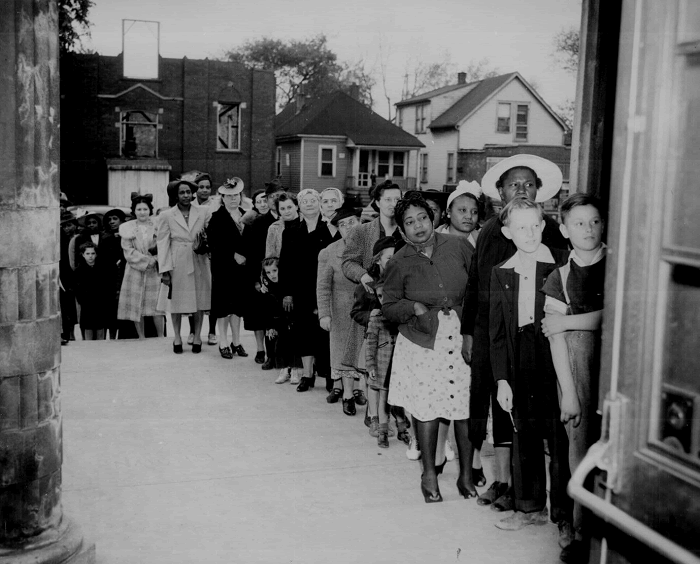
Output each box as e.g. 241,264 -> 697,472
541,193 -> 606,563
489,196 -> 573,535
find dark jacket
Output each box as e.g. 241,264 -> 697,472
382,232 -> 473,349
488,247 -> 569,413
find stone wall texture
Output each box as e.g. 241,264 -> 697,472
0,0 -> 64,545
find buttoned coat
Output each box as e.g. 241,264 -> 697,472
317,238 -> 362,370
117,219 -> 160,322
157,205 -> 212,314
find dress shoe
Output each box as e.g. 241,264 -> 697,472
192,343 -> 202,354
352,389 -> 367,406
254,351 -> 265,364
472,467 -> 487,487
296,377 -> 315,392
219,346 -> 233,359
456,476 -> 478,499
420,475 -> 442,503
477,481 -> 508,506
261,358 -> 274,370
232,344 -> 248,357
173,342 -> 183,354
207,334 -> 218,345
342,398 -> 356,416
326,388 -> 343,403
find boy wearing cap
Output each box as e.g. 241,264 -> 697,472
461,155 -> 568,515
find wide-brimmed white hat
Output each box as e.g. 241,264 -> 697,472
481,154 -> 563,203
218,177 -> 244,195
447,180 -> 482,209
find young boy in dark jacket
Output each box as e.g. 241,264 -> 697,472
489,197 -> 573,540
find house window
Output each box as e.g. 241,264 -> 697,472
415,103 -> 428,134
120,110 -> 159,158
515,104 -> 529,141
217,103 -> 241,151
393,152 -> 405,177
420,153 -> 429,183
497,102 -> 511,133
447,152 -> 456,183
377,151 -> 391,178
276,147 -> 282,176
318,145 -> 336,177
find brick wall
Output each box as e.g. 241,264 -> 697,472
60,54 -> 275,203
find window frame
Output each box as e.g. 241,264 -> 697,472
119,109 -> 160,158
276,146 -> 282,177
216,102 -> 242,152
446,152 -> 456,183
415,103 -> 428,134
392,151 -> 406,178
318,145 -> 337,178
496,102 -> 512,134
515,103 -> 530,142
420,153 -> 429,183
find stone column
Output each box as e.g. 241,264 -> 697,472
0,1 -> 94,562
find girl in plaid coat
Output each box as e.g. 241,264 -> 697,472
365,279 -> 398,448
117,195 -> 163,339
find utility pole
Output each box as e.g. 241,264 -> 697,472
0,1 -> 94,562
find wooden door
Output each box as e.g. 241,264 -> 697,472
569,1 -> 700,563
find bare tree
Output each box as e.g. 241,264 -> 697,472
402,55 -> 499,99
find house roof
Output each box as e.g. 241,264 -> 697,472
428,72 -> 567,131
276,91 -> 424,148
394,82 -> 475,107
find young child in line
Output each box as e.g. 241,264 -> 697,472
73,241 -> 110,340
365,279 -> 398,448
541,193 -> 606,563
489,196 -> 573,540
258,257 -> 303,384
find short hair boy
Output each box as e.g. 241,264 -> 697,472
489,196 -> 573,536
541,193 -> 606,561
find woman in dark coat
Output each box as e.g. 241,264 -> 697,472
278,188 -> 333,391
206,178 -> 250,359
101,208 -> 128,339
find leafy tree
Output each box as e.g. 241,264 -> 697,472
223,34 -> 374,110
58,0 -> 94,55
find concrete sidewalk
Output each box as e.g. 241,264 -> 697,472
60,333 -> 561,564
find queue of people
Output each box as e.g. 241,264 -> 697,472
59,155 -> 605,564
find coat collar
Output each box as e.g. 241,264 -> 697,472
173,205 -> 200,232
500,244 -> 555,272
399,231 -> 449,258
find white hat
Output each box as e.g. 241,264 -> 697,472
481,154 -> 563,203
447,180 -> 482,209
218,177 -> 244,195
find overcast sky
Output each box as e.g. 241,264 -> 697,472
85,0 -> 582,119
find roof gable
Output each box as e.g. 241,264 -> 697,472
395,82 -> 475,107
429,72 -> 567,131
276,91 -> 424,148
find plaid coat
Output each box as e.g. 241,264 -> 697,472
117,219 -> 160,322
365,311 -> 396,382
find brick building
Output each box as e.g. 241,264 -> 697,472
60,53 -> 276,208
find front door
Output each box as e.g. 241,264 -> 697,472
570,2 -> 700,563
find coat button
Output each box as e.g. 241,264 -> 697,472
449,365 -> 453,369
448,350 -> 453,354
450,395 -> 454,399
448,336 -> 453,340
449,380 -> 454,384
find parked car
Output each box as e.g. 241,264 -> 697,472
66,205 -> 133,224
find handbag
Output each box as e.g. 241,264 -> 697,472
192,229 -> 209,255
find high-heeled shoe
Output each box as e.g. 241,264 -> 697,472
456,476 -> 478,499
435,457 -> 448,476
472,467 -> 487,487
192,343 -> 202,354
173,342 -> 183,354
421,475 -> 443,503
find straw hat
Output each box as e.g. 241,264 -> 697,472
481,154 -> 563,202
218,177 -> 244,196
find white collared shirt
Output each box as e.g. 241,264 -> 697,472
501,245 -> 555,327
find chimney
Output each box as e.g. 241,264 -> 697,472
349,82 -> 360,100
457,72 -> 466,85
295,83 -> 307,114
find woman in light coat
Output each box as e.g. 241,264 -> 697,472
117,194 -> 163,339
157,180 -> 212,353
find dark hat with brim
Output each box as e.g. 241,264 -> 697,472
330,203 -> 361,226
60,211 -> 77,224
104,208 -> 127,222
372,236 -> 397,256
264,178 -> 286,195
167,179 -> 199,199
